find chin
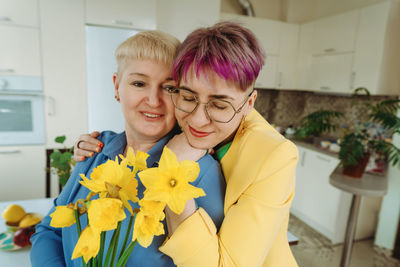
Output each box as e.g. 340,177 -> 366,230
186,137 -> 216,150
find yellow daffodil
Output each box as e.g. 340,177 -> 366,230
50,204 -> 76,228
71,226 -> 100,263
120,147 -> 149,173
132,200 -> 166,248
79,158 -> 139,213
88,198 -> 126,232
138,147 -> 205,214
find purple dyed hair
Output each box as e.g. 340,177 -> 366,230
172,21 -> 266,91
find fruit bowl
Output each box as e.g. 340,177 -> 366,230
5,212 -> 43,232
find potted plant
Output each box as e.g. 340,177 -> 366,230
49,135 -> 76,188
295,88 -> 400,178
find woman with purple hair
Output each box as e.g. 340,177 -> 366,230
75,21 -> 298,266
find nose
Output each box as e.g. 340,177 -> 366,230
147,87 -> 161,107
190,103 -> 211,127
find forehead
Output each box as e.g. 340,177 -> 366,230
180,66 -> 241,95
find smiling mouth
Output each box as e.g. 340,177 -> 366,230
142,112 -> 163,119
188,126 -> 211,138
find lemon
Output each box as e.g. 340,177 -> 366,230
19,214 -> 41,227
2,204 -> 26,224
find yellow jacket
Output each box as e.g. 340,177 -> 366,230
160,109 -> 299,267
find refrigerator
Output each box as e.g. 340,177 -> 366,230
86,26 -> 140,133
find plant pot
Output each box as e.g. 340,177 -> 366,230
342,154 -> 370,178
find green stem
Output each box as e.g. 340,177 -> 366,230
116,240 -> 137,267
74,209 -> 87,267
103,224 -> 119,267
118,215 -> 134,260
97,232 -> 106,267
110,222 -> 122,267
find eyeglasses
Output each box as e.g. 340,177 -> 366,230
168,88 -> 253,123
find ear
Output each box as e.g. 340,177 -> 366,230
243,90 -> 257,116
113,73 -> 120,102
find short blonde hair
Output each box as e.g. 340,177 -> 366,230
115,30 -> 180,76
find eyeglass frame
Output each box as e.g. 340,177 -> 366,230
168,88 -> 254,123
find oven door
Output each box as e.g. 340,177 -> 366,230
0,94 -> 45,145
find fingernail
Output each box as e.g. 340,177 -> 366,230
98,143 -> 103,148
90,152 -> 94,157
80,156 -> 84,161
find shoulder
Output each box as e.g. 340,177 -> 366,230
97,130 -> 119,145
194,154 -> 223,185
237,109 -> 298,159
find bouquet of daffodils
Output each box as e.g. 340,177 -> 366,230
49,147 -> 205,267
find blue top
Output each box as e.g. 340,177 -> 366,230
30,131 -> 226,267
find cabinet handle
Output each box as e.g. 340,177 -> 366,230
316,155 -> 331,163
0,16 -> 11,22
349,71 -> 356,90
0,68 -> 15,73
324,48 -> 335,53
0,150 -> 21,154
112,19 -> 133,26
320,86 -> 330,90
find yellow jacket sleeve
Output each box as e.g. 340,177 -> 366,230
160,134 -> 298,267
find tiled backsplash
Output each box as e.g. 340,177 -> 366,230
254,89 -> 397,139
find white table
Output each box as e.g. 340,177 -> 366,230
0,198 -> 54,267
0,198 -> 298,266
330,166 -> 387,267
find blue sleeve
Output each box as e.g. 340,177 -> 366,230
192,155 -> 226,230
30,139 -> 103,266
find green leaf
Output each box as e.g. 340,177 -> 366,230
55,135 -> 66,144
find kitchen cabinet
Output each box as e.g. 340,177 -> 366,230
311,10 -> 359,55
220,13 -> 280,55
39,0 -> 88,148
291,145 -> 381,244
0,25 -> 41,76
85,0 -> 156,30
0,146 -> 46,201
220,13 -> 298,89
352,1 -> 399,95
309,53 -> 354,93
0,0 -> 39,28
277,22 -> 299,89
157,0 -> 221,42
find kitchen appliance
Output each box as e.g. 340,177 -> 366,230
0,75 -> 45,145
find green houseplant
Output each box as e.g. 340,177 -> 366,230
49,135 -> 76,187
296,88 -> 400,178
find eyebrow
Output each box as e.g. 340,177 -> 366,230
179,86 -> 235,100
128,73 -> 174,81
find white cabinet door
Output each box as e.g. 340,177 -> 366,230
157,0 -> 221,42
353,1 -> 390,94
85,0 -> 156,30
255,55 -> 277,89
312,10 -> 359,55
220,13 -> 280,55
0,146 -> 46,201
309,53 -> 354,93
295,22 -> 314,90
0,0 -> 39,27
0,25 -> 41,76
277,22 -> 299,89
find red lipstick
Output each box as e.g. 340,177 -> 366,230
188,126 -> 211,138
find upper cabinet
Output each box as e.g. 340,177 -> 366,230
296,1 -> 400,95
311,10 -> 359,55
156,0 -> 221,41
220,13 -> 299,90
0,0 -> 39,28
85,0 -> 156,30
